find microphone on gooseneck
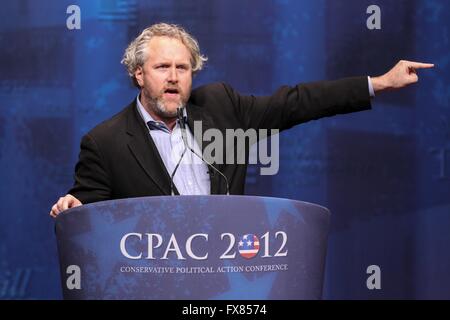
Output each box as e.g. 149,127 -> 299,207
169,108 -> 187,196
169,150 -> 186,196
176,107 -> 230,195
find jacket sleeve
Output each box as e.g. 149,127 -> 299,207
222,76 -> 372,131
68,133 -> 112,204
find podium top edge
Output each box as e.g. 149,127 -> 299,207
58,195 -> 330,217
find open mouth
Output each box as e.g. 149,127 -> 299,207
164,88 -> 180,95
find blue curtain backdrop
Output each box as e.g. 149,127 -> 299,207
0,0 -> 449,299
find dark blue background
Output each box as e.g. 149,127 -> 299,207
1,0 -> 449,299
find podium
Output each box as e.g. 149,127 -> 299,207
55,195 -> 330,299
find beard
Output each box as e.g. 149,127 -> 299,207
141,87 -> 187,120
153,97 -> 182,118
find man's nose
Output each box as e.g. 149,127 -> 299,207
167,66 -> 178,83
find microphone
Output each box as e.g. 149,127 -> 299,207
169,109 -> 187,196
169,148 -> 186,196
176,107 -> 230,195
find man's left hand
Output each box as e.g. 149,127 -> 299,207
371,60 -> 434,93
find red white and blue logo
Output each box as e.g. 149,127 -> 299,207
238,234 -> 260,259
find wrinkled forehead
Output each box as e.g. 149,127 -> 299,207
146,36 -> 192,64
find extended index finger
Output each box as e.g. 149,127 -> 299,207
407,61 -> 434,69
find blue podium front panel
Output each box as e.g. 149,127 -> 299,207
56,195 -> 330,299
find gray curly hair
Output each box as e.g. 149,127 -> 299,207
121,23 -> 207,87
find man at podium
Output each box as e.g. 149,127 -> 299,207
50,22 -> 433,218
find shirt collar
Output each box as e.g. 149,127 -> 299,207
136,94 -> 188,133
136,94 -> 171,133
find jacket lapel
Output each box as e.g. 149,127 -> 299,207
125,102 -> 178,195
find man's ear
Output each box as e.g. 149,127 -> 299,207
134,66 -> 144,87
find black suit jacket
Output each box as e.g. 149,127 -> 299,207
69,78 -> 371,204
